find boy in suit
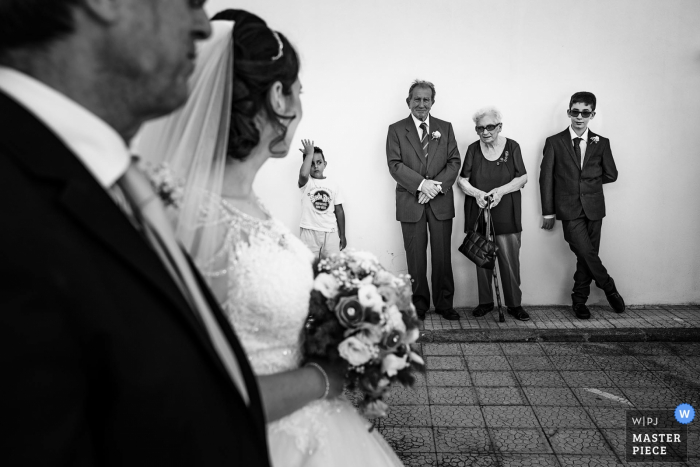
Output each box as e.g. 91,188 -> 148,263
540,92 -> 625,319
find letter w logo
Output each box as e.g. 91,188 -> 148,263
680,410 -> 690,418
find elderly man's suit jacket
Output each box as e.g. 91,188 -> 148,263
539,128 -> 618,221
386,115 -> 461,222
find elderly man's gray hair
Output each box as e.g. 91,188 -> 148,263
406,79 -> 436,104
472,106 -> 503,124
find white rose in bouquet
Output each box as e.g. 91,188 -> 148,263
313,273 -> 339,298
381,353 -> 408,377
338,336 -> 374,366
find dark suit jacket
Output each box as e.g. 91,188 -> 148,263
539,128 -> 618,221
0,92 -> 271,466
386,115 -> 461,222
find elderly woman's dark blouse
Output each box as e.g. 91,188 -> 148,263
460,138 -> 526,235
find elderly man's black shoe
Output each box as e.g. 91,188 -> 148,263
507,306 -> 530,321
606,292 -> 625,313
436,308 -> 461,320
416,309 -> 427,320
472,303 -> 494,317
572,303 -> 591,320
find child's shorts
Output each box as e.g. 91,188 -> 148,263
300,228 -> 341,259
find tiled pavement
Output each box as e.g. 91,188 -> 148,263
349,306 -> 700,466
418,305 -> 700,341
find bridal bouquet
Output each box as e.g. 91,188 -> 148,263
303,250 -> 424,418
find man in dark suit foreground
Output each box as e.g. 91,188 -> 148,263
540,91 -> 625,320
386,80 -> 461,320
0,1 -> 271,465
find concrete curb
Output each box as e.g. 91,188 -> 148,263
418,327 -> 700,343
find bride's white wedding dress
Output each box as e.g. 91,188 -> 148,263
201,194 -> 403,467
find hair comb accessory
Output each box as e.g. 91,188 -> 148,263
271,30 -> 284,61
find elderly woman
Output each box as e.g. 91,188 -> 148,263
458,107 -> 529,321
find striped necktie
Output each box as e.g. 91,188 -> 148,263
116,161 -> 250,405
420,122 -> 429,158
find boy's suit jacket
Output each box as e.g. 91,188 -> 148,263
0,91 -> 271,466
386,115 -> 461,222
539,128 -> 618,221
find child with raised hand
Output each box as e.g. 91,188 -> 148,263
298,139 -> 347,258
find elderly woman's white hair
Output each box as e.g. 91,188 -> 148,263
472,106 -> 503,124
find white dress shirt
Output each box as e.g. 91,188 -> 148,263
569,125 -> 589,169
411,112 -> 430,140
0,67 -> 130,188
543,126 -> 590,219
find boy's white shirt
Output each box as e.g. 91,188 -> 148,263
299,175 -> 344,233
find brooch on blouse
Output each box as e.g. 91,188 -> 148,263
496,150 -> 509,166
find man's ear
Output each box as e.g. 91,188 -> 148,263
82,0 -> 121,23
268,81 -> 286,114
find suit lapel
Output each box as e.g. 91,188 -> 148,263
560,128 -> 580,170
0,92 -> 244,394
582,130 -> 598,168
403,116 -> 426,168
426,116 -> 440,172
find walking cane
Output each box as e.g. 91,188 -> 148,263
486,197 -> 505,323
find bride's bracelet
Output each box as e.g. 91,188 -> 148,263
305,362 -> 330,400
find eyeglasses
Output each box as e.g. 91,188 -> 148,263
475,123 -> 501,133
568,110 -> 594,118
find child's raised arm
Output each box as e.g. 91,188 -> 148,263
298,139 -> 315,188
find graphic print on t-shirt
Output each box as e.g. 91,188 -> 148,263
308,189 -> 331,212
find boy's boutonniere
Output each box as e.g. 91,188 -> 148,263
431,130 -> 441,140
590,136 -> 600,144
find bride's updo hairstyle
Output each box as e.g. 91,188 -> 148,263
211,9 -> 300,161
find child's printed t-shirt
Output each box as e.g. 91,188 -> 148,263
299,176 -> 344,233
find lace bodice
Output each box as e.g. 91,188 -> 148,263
197,194 -> 401,465
200,194 -> 314,376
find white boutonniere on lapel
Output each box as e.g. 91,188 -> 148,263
144,162 -> 184,209
590,136 -> 600,144
431,130 -> 441,140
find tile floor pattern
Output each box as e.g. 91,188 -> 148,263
418,305 -> 700,332
348,341 -> 700,466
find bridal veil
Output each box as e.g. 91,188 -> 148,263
133,20 -> 234,269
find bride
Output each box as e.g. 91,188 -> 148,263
135,9 -> 404,467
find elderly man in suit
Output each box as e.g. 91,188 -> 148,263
386,80 -> 461,320
540,91 -> 625,320
0,1 -> 316,465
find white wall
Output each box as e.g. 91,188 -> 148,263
204,0 -> 700,306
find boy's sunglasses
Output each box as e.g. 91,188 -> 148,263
475,123 -> 502,133
568,110 -> 594,118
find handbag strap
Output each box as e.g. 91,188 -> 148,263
472,206 -> 484,231
485,200 -> 497,241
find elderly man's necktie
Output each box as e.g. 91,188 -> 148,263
420,122 -> 429,158
115,161 -> 250,405
573,137 -> 583,168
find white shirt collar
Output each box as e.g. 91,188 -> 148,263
569,125 -> 589,142
0,67 -> 130,188
411,113 -> 430,135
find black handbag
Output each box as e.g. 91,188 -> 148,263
458,203 -> 498,269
